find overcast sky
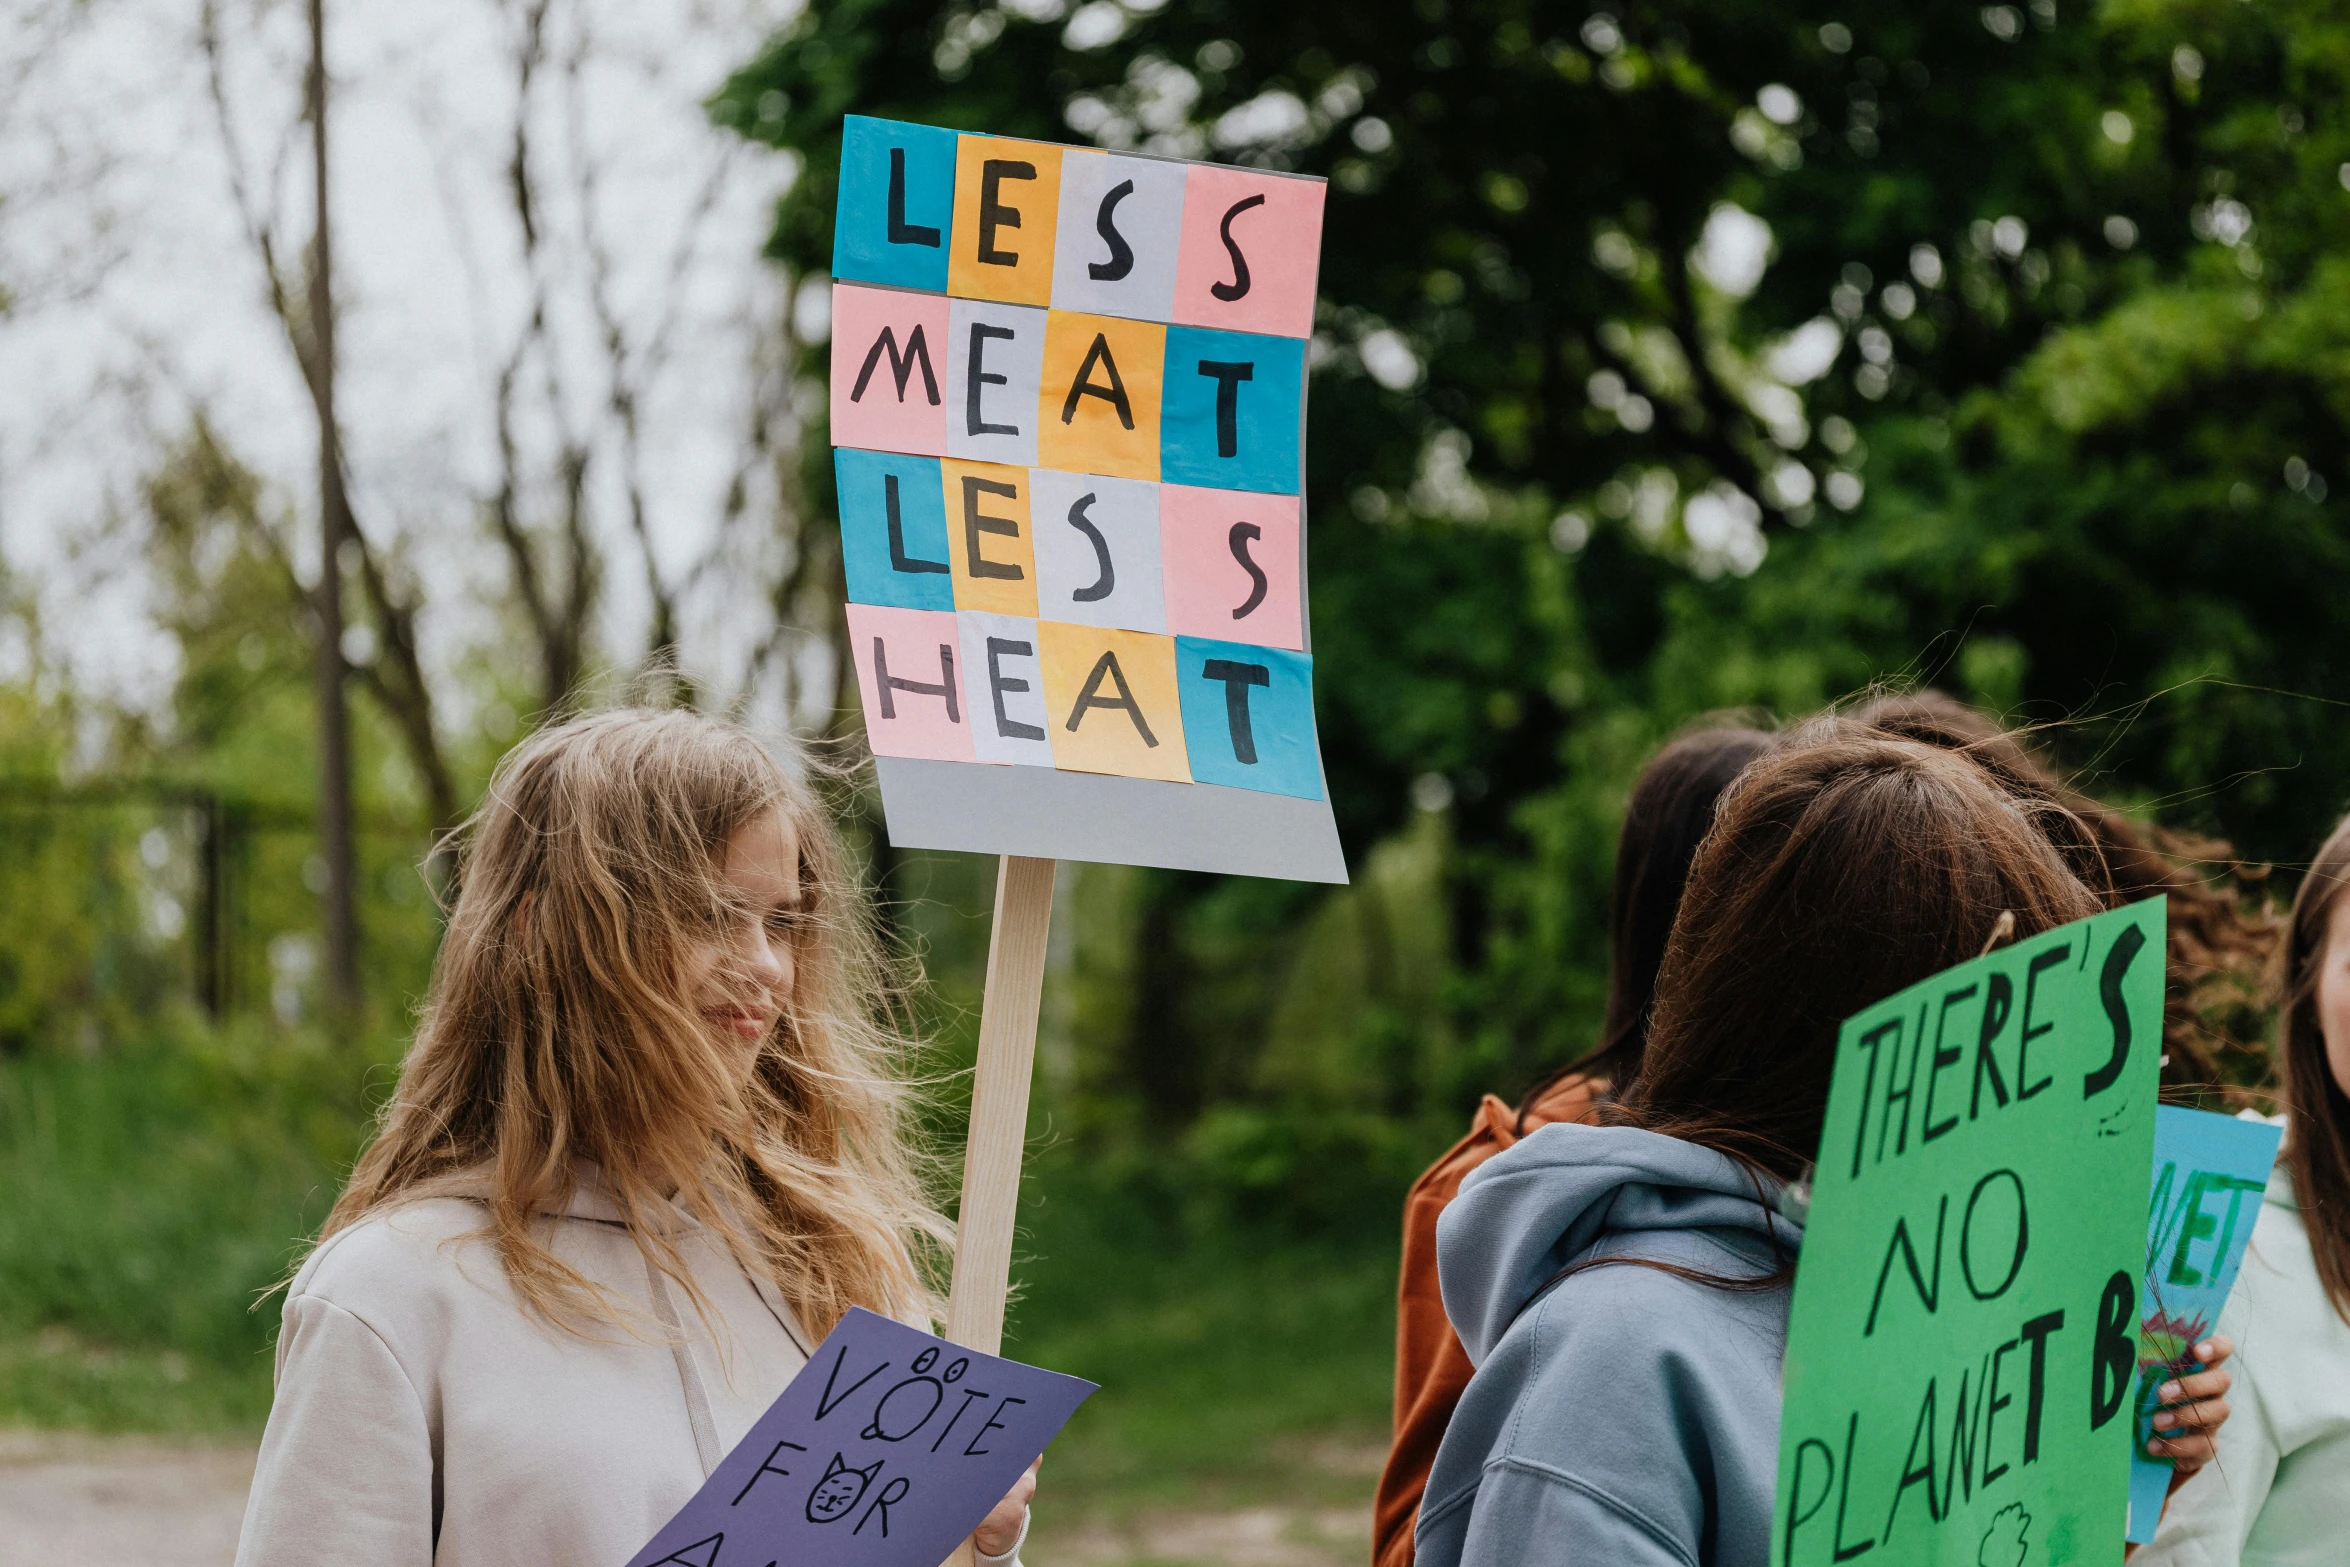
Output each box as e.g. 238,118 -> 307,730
0,0 -> 810,729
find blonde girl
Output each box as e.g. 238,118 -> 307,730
234,709 -> 1036,1567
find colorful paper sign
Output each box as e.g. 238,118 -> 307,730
846,603 -> 974,764
1772,897 -> 2166,1567
837,449 -> 954,613
948,136 -> 1063,307
1036,310 -> 1165,480
940,460 -> 1040,620
2124,1106 -> 2282,1542
831,285 -> 950,457
1051,150 -> 1186,321
1170,162 -> 1326,339
829,116 -> 1343,882
624,1307 -> 1095,1567
1159,485 -> 1303,650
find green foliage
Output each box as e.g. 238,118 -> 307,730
0,1018 -> 390,1430
0,424 -> 452,1048
718,0 -> 2350,1138
999,1145 -> 1396,1521
0,689 -> 185,1053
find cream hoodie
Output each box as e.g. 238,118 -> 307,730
2137,1145 -> 2350,1567
233,1169 -> 1025,1567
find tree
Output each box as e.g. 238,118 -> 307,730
717,0 -> 2350,1123
305,0 -> 362,1013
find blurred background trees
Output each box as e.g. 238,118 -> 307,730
712,0 -> 2350,1188
0,0 -> 2346,1531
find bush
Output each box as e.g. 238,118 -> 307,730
1057,1104 -> 1438,1249
0,1018 -> 391,1427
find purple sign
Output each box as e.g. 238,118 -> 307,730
625,1307 -> 1096,1567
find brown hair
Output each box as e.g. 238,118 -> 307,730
1855,690 -> 2278,1104
1620,726 -> 2104,1185
1514,722 -> 1774,1130
2279,814 -> 2350,1322
320,709 -> 950,1337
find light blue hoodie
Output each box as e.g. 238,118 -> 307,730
1416,1121 -> 1803,1567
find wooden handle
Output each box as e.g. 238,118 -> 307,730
947,854 -> 1054,1353
941,856 -> 1055,1567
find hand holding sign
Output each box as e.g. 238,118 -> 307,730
624,1308 -> 1094,1567
2124,1106 -> 2277,1540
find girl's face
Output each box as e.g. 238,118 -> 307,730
2319,890 -> 2350,1101
686,808 -> 803,1078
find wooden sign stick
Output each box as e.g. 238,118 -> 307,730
940,854 -> 1056,1567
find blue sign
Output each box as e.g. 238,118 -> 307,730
837,448 -> 956,612
2125,1106 -> 2282,1541
1174,635 -> 1322,799
1160,327 -> 1304,495
835,116 -> 959,293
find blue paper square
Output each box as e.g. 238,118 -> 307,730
1160,327 -> 1304,495
837,448 -> 954,611
1175,635 -> 1322,798
834,117 -> 957,293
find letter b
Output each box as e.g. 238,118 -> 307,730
2089,1270 -> 2134,1430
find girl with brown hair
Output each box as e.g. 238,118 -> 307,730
234,709 -> 1036,1567
1412,726 -> 2234,1567
2140,812 -> 2350,1563
1855,690 -> 2276,1101
1379,694 -> 2271,1567
1373,723 -> 1772,1567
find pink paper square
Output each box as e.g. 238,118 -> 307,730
830,284 -> 951,456
1158,484 -> 1302,651
845,603 -> 978,762
1169,167 -> 1324,339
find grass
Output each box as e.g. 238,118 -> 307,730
1009,1151 -> 1396,1523
0,1030 -> 1405,1548
0,1023 -> 373,1432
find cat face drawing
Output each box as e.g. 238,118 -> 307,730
805,1452 -> 883,1524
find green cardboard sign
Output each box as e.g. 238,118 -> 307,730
1772,897 -> 2165,1567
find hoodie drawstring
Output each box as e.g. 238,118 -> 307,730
643,1254 -> 723,1478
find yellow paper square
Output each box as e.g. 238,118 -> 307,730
1037,622 -> 1191,783
1036,310 -> 1165,481
941,460 -> 1039,618
950,137 -> 1063,307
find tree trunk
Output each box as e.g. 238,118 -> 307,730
307,0 -> 360,1017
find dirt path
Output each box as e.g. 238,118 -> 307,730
0,1430 -> 256,1566
1039,1502 -> 1370,1566
0,1430 -> 1370,1567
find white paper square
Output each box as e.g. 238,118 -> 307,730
1050,151 -> 1186,323
956,611 -> 1057,766
945,298 -> 1047,465
1027,469 -> 1166,634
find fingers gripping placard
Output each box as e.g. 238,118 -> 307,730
831,116 -> 1344,884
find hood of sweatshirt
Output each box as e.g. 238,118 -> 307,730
1435,1120 -> 1804,1366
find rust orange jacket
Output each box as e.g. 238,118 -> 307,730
1371,1075 -> 1603,1567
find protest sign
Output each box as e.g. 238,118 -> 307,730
625,1308 -> 1095,1567
829,114 -> 1344,885
2125,1106 -> 2282,1541
1773,897 -> 2166,1567
829,127 -> 1339,1567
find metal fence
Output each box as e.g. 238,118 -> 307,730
0,780 -> 437,1038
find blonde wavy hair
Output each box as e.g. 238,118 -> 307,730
321,707 -> 951,1336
